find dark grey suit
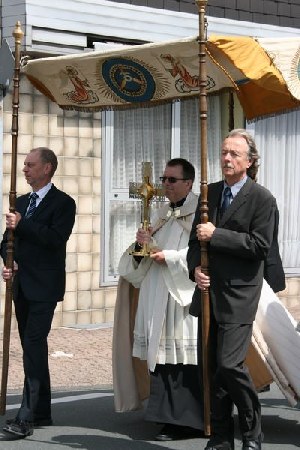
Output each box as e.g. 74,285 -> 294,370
187,177 -> 277,445
1,185 -> 76,423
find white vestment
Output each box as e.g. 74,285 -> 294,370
118,191 -> 198,373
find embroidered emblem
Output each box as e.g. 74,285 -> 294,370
101,57 -> 156,102
62,66 -> 99,104
160,53 -> 216,93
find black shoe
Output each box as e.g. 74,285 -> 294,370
242,433 -> 263,450
155,424 -> 203,441
3,419 -> 33,438
6,416 -> 53,427
204,439 -> 233,450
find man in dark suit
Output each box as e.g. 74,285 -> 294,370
187,129 -> 280,450
1,147 -> 76,438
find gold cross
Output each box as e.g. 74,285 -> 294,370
129,162 -> 165,256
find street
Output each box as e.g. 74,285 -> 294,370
0,384 -> 299,449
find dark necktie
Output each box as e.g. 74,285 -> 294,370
220,186 -> 232,217
25,192 -> 39,219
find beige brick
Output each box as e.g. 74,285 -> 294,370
49,137 -> 64,155
63,177 -> 79,195
92,178 -> 101,196
78,271 -> 92,291
66,253 -> 78,274
33,115 -> 49,136
19,114 -> 33,135
93,157 -> 101,177
92,197 -> 101,215
91,289 -> 105,309
63,158 -> 78,177
76,309 -> 91,325
92,252 -> 100,271
62,291 -> 78,311
91,309 -> 105,324
78,176 -> 92,195
78,196 -> 93,215
105,308 -> 115,323
78,138 -> 94,157
77,253 -> 92,272
79,118 -> 93,138
78,291 -> 92,310
20,94 -> 33,114
33,136 -> 49,148
64,137 -> 79,157
67,234 -> 77,253
77,215 -> 93,234
49,116 -> 63,137
62,311 -> 78,327
92,216 -> 100,234
33,95 -> 49,115
52,311 -> 63,328
63,117 -> 79,137
77,234 -> 92,253
92,270 -> 100,289
105,288 -> 117,308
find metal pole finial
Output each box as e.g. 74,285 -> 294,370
13,21 -> 24,45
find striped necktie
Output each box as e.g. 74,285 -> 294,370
25,192 -> 39,219
220,186 -> 232,217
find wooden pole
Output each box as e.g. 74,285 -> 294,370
0,21 -> 24,415
195,0 -> 211,436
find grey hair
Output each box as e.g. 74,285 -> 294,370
226,128 -> 260,181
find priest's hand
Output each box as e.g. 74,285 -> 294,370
196,222 -> 215,242
195,265 -> 210,290
136,227 -> 153,245
150,249 -> 166,265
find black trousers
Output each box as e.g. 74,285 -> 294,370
14,288 -> 57,422
208,316 -> 261,443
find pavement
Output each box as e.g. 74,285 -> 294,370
2,322 -> 114,393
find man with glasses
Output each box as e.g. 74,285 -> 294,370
114,158 -> 204,440
187,129 -> 282,450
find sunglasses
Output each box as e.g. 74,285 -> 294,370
160,176 -> 188,184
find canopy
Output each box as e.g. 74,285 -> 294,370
22,35 -> 300,120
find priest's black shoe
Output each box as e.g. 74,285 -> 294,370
204,439 -> 233,450
155,424 -> 203,441
242,433 -> 263,450
3,418 -> 33,438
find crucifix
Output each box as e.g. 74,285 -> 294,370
129,161 -> 165,256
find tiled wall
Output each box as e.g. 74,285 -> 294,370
110,0 -> 300,28
0,75 -> 117,331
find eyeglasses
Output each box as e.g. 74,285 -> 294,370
159,176 -> 188,184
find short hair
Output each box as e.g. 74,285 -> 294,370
226,128 -> 260,181
166,158 -> 195,182
31,147 -> 58,177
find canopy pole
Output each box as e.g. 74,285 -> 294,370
0,21 -> 23,415
195,0 -> 211,437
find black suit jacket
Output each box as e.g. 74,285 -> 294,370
187,178 -> 278,324
1,185 -> 76,303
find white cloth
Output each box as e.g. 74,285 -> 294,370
118,191 -> 198,372
253,280 -> 300,405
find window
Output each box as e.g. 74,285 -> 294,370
101,96 -> 222,285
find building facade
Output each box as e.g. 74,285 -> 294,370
0,0 -> 299,329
